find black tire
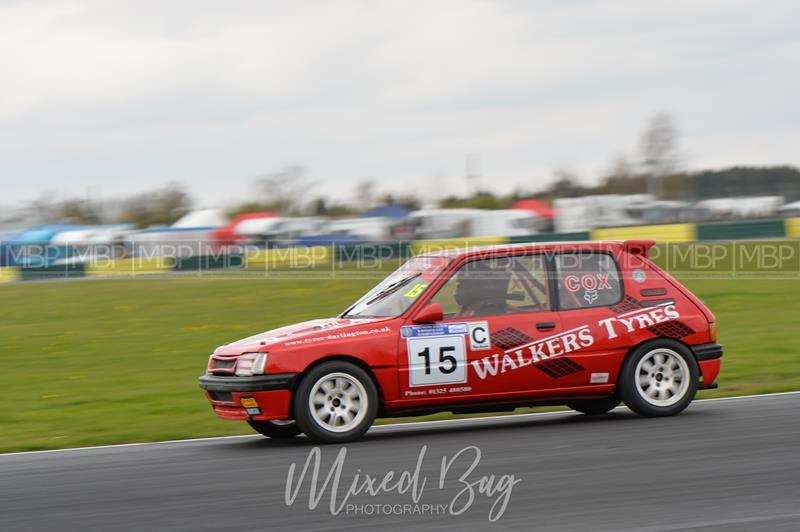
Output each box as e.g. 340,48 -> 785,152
293,361 -> 379,444
619,339 -> 699,417
567,396 -> 620,415
247,419 -> 301,439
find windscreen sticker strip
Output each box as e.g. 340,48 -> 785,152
401,323 -> 469,338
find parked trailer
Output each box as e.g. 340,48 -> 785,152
554,195 -> 652,233
235,217 -> 327,245
696,196 -> 784,218
49,225 -> 134,264
326,217 -> 397,241
409,209 -> 541,239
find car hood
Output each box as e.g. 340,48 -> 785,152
214,316 -> 392,355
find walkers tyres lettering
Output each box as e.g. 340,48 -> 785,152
469,305 -> 679,380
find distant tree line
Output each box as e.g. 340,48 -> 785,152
13,112 -> 800,227
19,183 -> 192,228
439,114 -> 800,206
687,166 -> 800,201
437,165 -> 800,208
20,163 -> 800,229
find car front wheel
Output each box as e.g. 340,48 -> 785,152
293,361 -> 378,443
619,340 -> 699,417
247,419 -> 301,439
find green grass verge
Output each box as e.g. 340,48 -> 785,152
1,266 -> 799,452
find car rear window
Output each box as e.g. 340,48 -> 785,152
555,252 -> 622,310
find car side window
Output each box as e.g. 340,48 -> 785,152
431,255 -> 550,318
555,252 -> 622,310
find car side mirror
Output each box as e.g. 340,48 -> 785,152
413,302 -> 444,324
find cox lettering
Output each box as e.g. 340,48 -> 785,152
564,274 -> 611,292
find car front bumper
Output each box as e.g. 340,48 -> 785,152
198,373 -> 299,421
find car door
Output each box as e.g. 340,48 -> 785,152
396,253 -> 570,404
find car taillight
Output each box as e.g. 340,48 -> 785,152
708,322 -> 717,343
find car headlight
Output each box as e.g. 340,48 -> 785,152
235,353 -> 268,376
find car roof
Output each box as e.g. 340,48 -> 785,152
418,239 -> 655,260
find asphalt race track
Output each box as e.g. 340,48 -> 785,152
2,393 -> 800,532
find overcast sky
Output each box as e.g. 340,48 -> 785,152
1,0 -> 798,208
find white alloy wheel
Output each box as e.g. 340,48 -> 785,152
634,348 -> 691,407
308,372 -> 368,433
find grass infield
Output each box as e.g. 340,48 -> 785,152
1,251 -> 799,452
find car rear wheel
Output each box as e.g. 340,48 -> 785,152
567,396 -> 620,415
293,361 -> 378,443
619,340 -> 699,417
247,419 -> 301,439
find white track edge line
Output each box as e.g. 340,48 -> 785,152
2,389 -> 799,458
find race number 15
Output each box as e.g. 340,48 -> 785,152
407,336 -> 467,386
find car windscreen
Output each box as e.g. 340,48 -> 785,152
341,256 -> 451,318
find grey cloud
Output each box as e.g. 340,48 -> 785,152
0,0 -> 798,205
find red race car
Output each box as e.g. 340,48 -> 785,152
199,240 -> 722,443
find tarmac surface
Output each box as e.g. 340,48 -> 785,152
2,392 -> 799,531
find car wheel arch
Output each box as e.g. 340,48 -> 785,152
614,337 -> 700,388
291,354 -> 386,417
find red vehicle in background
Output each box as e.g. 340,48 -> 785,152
199,240 -> 722,443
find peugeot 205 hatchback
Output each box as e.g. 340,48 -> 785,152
199,240 -> 722,443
